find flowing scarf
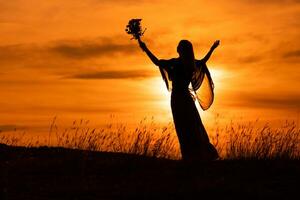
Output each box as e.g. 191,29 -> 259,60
159,62 -> 214,111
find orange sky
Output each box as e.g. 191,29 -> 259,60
0,0 -> 299,133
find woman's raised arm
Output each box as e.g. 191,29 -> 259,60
202,40 -> 220,63
138,38 -> 160,66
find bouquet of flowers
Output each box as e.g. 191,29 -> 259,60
125,19 -> 146,40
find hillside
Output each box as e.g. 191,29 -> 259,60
0,144 -> 299,199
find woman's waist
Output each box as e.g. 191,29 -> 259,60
171,89 -> 196,104
171,87 -> 194,95
172,88 -> 189,92
171,84 -> 191,92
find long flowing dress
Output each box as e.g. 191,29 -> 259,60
158,58 -> 218,161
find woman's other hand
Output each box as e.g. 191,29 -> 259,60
211,40 -> 220,50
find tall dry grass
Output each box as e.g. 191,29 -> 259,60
210,120 -> 300,159
51,118 -> 180,159
0,118 -> 299,160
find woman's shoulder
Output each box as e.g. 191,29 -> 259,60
195,59 -> 206,66
195,59 -> 203,64
160,57 -> 178,62
159,58 -> 178,67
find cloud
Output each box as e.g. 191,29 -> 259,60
238,55 -> 263,64
91,0 -> 151,4
27,105 -> 120,113
0,44 -> 35,61
242,0 -> 300,4
283,49 -> 300,58
50,37 -> 138,59
0,37 -> 139,62
224,92 -> 300,109
67,70 -> 155,79
0,36 -> 142,74
248,96 -> 300,109
0,124 -> 18,132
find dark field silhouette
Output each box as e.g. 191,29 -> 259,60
1,143 -> 300,200
1,120 -> 300,199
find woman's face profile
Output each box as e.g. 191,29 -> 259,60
177,40 -> 193,57
177,41 -> 184,56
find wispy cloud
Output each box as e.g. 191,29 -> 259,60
242,0 -> 300,4
0,36 -> 141,74
50,37 -> 138,59
237,55 -> 263,64
0,44 -> 36,61
0,37 -> 138,61
67,70 -> 155,79
224,92 -> 300,109
283,49 -> 300,59
0,124 -> 18,132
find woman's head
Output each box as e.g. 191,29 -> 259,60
177,40 -> 193,56
177,40 -> 196,75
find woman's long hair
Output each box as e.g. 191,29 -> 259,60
177,40 -> 196,79
177,40 -> 214,110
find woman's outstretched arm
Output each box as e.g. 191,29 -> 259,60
202,40 -> 220,63
138,38 -> 160,66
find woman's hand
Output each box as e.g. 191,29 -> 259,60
211,40 -> 220,50
202,40 -> 220,63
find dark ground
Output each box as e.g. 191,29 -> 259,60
0,143 -> 299,200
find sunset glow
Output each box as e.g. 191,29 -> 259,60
0,0 -> 299,135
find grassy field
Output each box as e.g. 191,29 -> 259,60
1,118 -> 299,160
0,119 -> 300,199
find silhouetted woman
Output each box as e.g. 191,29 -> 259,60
138,38 -> 220,161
